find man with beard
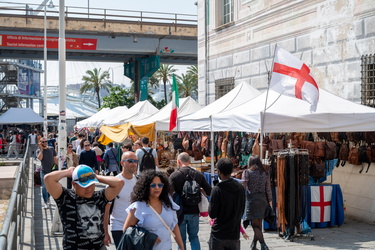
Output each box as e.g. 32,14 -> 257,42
44,164 -> 124,249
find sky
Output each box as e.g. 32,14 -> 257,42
9,0 -> 198,87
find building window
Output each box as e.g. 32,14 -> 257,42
215,77 -> 235,99
217,0 -> 233,27
361,54 -> 375,108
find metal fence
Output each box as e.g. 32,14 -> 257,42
0,141 -> 30,250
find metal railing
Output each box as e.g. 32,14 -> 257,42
0,141 -> 30,250
0,1 -> 197,26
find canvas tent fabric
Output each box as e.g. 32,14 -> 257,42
99,122 -> 156,144
178,82 -> 261,131
133,96 -> 202,131
102,100 -> 158,127
76,107 -> 111,129
0,108 -> 44,124
211,89 -> 375,133
33,96 -> 97,119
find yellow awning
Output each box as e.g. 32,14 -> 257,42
99,122 -> 156,144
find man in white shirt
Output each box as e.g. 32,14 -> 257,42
6,131 -> 18,160
29,130 -> 38,159
103,151 -> 138,248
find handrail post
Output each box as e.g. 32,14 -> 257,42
140,11 -> 143,30
175,14 -> 177,31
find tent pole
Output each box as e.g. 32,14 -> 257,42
210,117 -> 215,186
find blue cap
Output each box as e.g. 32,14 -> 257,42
72,165 -> 98,188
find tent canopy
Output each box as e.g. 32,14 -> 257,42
178,82 -> 261,131
133,96 -> 202,131
76,107 -> 111,129
103,100 -> 158,127
0,108 -> 44,124
211,89 -> 375,133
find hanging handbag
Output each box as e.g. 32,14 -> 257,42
264,204 -> 276,224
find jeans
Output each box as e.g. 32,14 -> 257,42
209,234 -> 240,250
111,230 -> 123,248
30,144 -> 38,158
179,214 -> 200,250
7,144 -> 18,158
40,172 -> 50,203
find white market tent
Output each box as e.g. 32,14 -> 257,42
178,82 -> 261,131
76,107 -> 111,129
0,108 -> 44,124
211,89 -> 375,133
102,100 -> 158,127
133,96 -> 202,131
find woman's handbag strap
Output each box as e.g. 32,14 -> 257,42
148,204 -> 176,238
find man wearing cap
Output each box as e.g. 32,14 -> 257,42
44,165 -> 124,250
103,151 -> 138,248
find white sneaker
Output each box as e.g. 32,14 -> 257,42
44,203 -> 49,209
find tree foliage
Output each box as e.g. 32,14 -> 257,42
101,86 -> 134,109
154,64 -> 177,102
176,73 -> 198,98
80,68 -> 112,108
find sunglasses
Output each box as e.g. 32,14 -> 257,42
68,146 -> 73,148
84,145 -> 91,147
41,141 -> 47,143
122,159 -> 138,164
74,174 -> 96,183
150,183 -> 164,188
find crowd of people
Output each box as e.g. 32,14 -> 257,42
30,130 -> 272,250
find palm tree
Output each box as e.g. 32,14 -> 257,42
80,68 -> 112,109
155,64 -> 177,102
176,73 -> 198,98
148,75 -> 160,89
186,65 -> 198,83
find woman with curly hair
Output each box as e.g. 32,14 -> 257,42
123,170 -> 184,250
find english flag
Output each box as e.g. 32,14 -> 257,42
270,46 -> 319,112
169,74 -> 179,131
311,185 -> 333,223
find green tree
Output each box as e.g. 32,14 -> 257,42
80,68 -> 112,108
148,75 -> 160,89
101,86 -> 134,109
176,73 -> 198,98
186,65 -> 198,83
155,64 -> 177,102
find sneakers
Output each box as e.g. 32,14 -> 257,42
43,203 -> 49,209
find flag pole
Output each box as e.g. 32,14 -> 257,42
260,45 -> 278,161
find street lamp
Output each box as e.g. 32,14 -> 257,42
43,0 -> 55,138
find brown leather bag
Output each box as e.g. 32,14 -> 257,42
325,142 -> 337,160
330,132 -> 339,142
310,158 -> 325,178
301,141 -> 315,159
348,146 -> 360,165
314,142 -> 325,158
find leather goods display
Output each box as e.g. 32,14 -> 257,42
325,141 -> 337,160
348,146 -> 360,165
301,141 -> 315,159
313,141 -> 325,158
359,145 -> 370,173
310,158 -> 325,178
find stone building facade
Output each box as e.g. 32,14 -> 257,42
197,0 -> 375,105
197,0 -> 375,223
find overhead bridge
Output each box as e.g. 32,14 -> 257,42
0,2 -> 197,64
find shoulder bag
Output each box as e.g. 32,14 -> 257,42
149,204 -> 176,238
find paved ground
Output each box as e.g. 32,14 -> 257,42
29,186 -> 375,249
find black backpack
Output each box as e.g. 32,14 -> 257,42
140,148 -> 156,172
181,169 -> 201,207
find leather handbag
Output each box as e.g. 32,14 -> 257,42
314,141 -> 325,158
310,158 -> 325,178
264,204 -> 276,224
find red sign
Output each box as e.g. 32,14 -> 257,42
0,34 -> 97,50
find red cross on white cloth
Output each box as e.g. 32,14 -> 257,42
270,46 -> 319,112
311,185 -> 333,223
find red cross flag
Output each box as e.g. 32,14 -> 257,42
311,185 -> 332,223
270,46 -> 319,111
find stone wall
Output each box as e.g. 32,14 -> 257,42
197,0 -> 375,105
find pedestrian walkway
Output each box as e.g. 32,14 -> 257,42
21,159 -> 375,249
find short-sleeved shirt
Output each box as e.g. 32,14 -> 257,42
36,147 -> 57,174
29,134 -> 37,145
109,174 -> 137,231
55,188 -> 109,250
126,200 -> 179,250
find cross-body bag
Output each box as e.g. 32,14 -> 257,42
148,204 -> 176,238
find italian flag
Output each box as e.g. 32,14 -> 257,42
169,74 -> 179,131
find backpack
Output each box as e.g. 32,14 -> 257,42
140,148 -> 156,172
359,145 -> 370,173
180,169 -> 201,207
